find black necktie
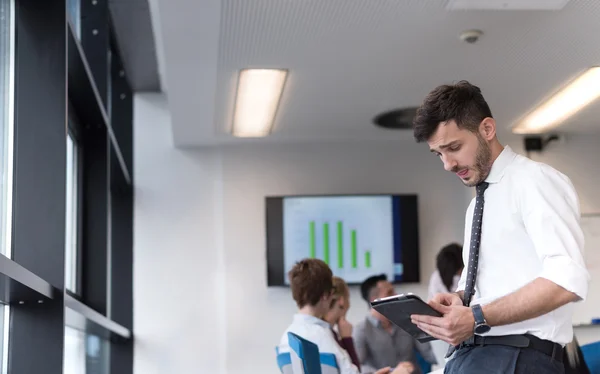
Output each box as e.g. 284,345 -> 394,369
445,182 -> 490,358
463,182 -> 489,307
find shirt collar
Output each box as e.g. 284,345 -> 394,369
367,314 -> 379,326
367,315 -> 396,332
293,313 -> 330,329
485,145 -> 517,184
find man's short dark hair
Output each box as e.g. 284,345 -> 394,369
413,80 -> 493,142
360,274 -> 387,303
288,259 -> 333,308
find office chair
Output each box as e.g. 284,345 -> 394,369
581,341 -> 600,374
287,332 -> 339,374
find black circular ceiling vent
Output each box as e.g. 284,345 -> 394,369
373,107 -> 418,130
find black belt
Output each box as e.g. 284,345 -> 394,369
458,334 -> 563,362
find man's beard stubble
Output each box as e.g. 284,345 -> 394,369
470,135 -> 493,187
453,135 -> 493,187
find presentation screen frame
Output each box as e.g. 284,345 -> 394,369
265,194 -> 420,287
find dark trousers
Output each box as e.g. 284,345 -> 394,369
444,345 -> 565,374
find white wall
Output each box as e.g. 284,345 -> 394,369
133,94 -> 226,374
134,93 -> 470,374
134,94 -> 600,373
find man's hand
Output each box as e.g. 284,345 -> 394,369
338,316 -> 353,338
373,361 -> 415,374
392,361 -> 415,374
410,301 -> 474,346
431,292 -> 463,307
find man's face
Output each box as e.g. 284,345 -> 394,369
427,120 -> 492,187
376,280 -> 396,299
370,280 -> 396,322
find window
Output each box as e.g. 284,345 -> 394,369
0,306 -> 7,373
65,133 -> 80,293
84,333 -> 109,374
67,0 -> 81,39
64,327 -> 85,374
63,327 -> 109,374
0,0 -> 14,258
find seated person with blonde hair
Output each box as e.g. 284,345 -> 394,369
277,259 -> 415,374
323,276 -> 362,368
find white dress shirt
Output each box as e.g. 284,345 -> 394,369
278,313 -> 360,374
456,146 -> 589,345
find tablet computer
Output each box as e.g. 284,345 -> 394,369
370,293 -> 442,343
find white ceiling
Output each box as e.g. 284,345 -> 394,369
150,0 -> 600,147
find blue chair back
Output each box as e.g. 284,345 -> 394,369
286,332 -> 339,374
317,353 -> 339,374
275,349 -> 293,374
288,332 -> 322,374
415,349 -> 432,373
581,341 -> 600,374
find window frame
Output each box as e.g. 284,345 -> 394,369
6,0 -> 134,373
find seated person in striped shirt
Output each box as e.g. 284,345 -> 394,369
277,259 -> 414,374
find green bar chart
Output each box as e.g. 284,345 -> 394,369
351,229 -> 357,268
309,221 -> 316,258
306,221 -> 372,270
283,195 -> 395,284
323,222 -> 330,265
337,222 -> 343,269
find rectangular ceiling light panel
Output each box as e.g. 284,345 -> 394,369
232,69 -> 288,138
512,67 -> 600,134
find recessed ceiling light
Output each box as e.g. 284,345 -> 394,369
232,69 -> 288,138
512,67 -> 600,134
373,107 -> 418,130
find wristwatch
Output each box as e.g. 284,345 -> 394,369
471,304 -> 491,334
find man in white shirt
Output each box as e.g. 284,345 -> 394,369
409,81 -> 589,374
278,259 -> 413,374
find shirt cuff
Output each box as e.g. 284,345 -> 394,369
540,256 -> 589,301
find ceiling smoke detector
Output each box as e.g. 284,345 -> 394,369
459,29 -> 483,44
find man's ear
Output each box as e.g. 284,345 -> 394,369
479,117 -> 496,141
